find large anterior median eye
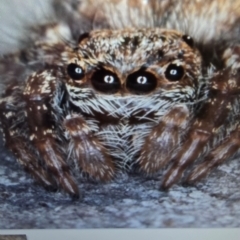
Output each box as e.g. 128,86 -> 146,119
91,69 -> 121,93
126,70 -> 157,94
67,63 -> 84,80
165,64 -> 184,81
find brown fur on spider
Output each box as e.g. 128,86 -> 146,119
0,0 -> 240,198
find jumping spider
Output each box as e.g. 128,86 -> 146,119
1,1 -> 240,198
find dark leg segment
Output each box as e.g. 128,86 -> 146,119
161,62 -> 240,189
0,99 -> 57,191
23,70 -> 79,197
186,130 -> 240,184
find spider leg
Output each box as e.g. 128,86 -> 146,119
186,130 -> 240,184
138,105 -> 191,173
161,63 -> 240,189
63,114 -> 115,181
0,100 -> 57,190
8,138 -> 58,190
33,138 -> 79,197
185,45 -> 240,183
23,70 -> 79,197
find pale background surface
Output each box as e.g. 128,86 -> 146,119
0,0 -> 52,54
0,0 -> 240,229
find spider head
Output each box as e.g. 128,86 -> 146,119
64,28 -> 203,118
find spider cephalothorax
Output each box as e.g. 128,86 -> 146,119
1,0 -> 240,198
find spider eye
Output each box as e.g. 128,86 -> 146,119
78,32 -> 90,44
165,64 -> 184,81
91,69 -> 121,93
182,35 -> 194,48
67,63 -> 84,80
126,70 -> 157,94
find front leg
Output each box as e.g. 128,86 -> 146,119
161,45 -> 240,189
161,67 -> 240,189
0,95 -> 57,191
23,69 -> 79,197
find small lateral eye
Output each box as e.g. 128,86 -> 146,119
126,70 -> 157,94
182,35 -> 194,48
78,32 -> 90,44
67,63 -> 84,80
91,69 -> 121,94
165,64 -> 185,81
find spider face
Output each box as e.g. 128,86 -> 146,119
64,29 -> 202,120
